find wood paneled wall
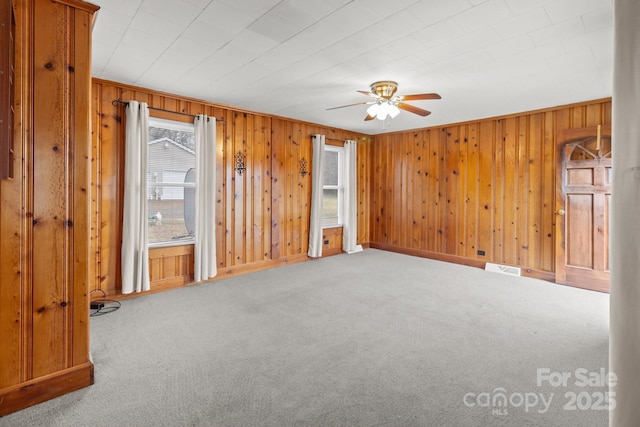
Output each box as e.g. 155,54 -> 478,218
92,78 -> 609,293
0,0 -> 97,416
370,99 -> 611,278
149,245 -> 194,291
270,119 -> 371,261
91,79 -> 370,296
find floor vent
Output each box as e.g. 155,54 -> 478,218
485,263 -> 521,276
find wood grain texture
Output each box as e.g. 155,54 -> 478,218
0,0 -> 95,415
555,126 -> 611,292
149,245 -> 194,290
369,99 -> 611,275
90,80 -> 369,296
0,0 -> 24,391
322,227 -> 343,257
0,362 -> 94,417
0,0 -> 16,179
1,0 -> 612,416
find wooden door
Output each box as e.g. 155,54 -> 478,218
555,125 -> 611,292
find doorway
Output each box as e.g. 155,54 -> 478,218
555,125 -> 611,292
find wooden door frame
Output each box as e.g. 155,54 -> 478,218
554,124 -> 611,287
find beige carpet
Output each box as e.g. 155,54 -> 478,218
0,249 -> 609,426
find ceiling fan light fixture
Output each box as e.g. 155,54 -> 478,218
369,101 -> 399,120
380,102 -> 388,116
388,103 -> 400,118
377,102 -> 392,120
367,103 -> 380,117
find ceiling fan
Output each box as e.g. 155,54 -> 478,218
327,81 -> 441,121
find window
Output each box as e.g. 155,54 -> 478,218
322,145 -> 344,227
147,117 -> 196,246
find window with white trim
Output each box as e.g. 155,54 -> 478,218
322,145 -> 344,227
147,117 -> 196,246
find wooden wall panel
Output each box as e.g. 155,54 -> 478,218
32,0 -> 69,376
148,245 -> 194,290
322,227 -> 343,256
502,117 -> 518,265
428,129 -> 443,252
0,0 -> 97,415
91,84 -> 125,296
541,112 -> 556,271
515,116 -> 527,266
478,121 -> 494,260
357,137 -> 372,247
370,99 -> 611,277
221,111 -> 272,267
91,81 -> 369,296
272,121 -> 303,258
1,0 -> 25,391
444,126 -> 460,255
386,134 -> 398,247
492,119 -> 504,261
464,123 -> 477,259
91,74 -> 608,297
269,120 -> 368,260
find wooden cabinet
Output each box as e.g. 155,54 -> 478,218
0,0 -> 99,416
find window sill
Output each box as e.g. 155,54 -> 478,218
322,224 -> 343,230
148,239 -> 195,249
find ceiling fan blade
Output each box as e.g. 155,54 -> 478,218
397,102 -> 431,117
326,101 -> 370,111
364,114 -> 375,121
357,90 -> 381,99
399,93 -> 441,101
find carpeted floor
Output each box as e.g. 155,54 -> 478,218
0,249 -> 609,426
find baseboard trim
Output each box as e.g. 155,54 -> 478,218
521,268 -> 555,282
321,248 -> 343,257
370,243 -> 555,283
370,243 -> 486,268
214,254 -> 310,279
0,361 -> 94,416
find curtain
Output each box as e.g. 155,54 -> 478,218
611,0 -> 640,425
122,101 -> 150,294
308,134 -> 325,258
342,140 -> 363,254
194,115 -> 217,282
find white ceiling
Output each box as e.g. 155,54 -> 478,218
91,0 -> 613,135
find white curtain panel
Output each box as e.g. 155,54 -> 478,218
194,115 -> 217,282
343,140 -> 363,254
122,101 -> 150,294
611,0 -> 640,425
308,134 -> 325,258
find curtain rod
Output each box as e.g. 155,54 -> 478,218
308,135 -> 346,142
112,99 -> 225,123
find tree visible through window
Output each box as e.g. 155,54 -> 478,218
147,117 -> 196,246
322,145 -> 344,226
